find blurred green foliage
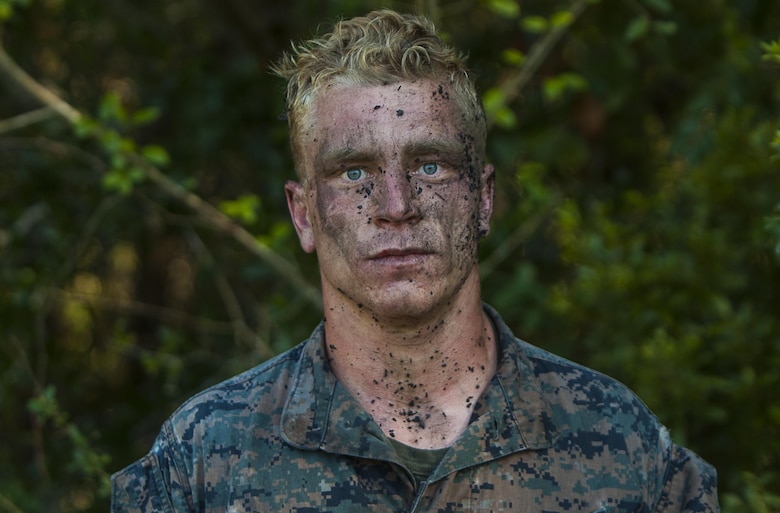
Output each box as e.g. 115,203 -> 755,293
1,0 -> 778,511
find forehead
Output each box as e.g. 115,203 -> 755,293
315,79 -> 458,120
298,80 -> 471,167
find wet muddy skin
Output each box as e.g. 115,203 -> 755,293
287,78 -> 495,448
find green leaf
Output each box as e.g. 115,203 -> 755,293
219,194 -> 261,225
543,73 -> 588,102
128,166 -> 145,182
110,153 -> 127,171
257,221 -> 293,247
98,91 -> 127,124
653,21 -> 677,36
179,176 -> 198,190
543,79 -> 566,102
102,166 -> 145,195
501,48 -> 526,67
0,0 -> 30,17
642,0 -> 672,13
770,129 -> 780,160
483,88 -> 517,129
0,3 -> 12,20
482,87 -> 506,114
521,15 -> 548,34
102,171 -> 126,194
625,16 -> 650,42
0,0 -> 31,19
119,136 -> 136,153
131,106 -> 161,126
487,0 -> 520,19
100,129 -> 123,154
74,116 -> 99,139
494,108 -> 517,128
550,10 -> 574,29
761,39 -> 780,65
27,386 -> 60,422
142,145 -> 170,166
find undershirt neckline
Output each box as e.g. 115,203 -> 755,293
387,437 -> 449,483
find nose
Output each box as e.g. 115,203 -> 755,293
372,168 -> 421,225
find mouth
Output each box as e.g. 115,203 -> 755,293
371,247 -> 432,258
368,248 -> 434,265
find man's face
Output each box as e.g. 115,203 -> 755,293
286,79 -> 494,322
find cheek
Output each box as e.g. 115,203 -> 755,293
453,201 -> 482,252
417,180 -> 481,223
314,184 -> 371,243
431,186 -> 482,256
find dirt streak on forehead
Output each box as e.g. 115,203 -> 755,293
296,80 -> 483,182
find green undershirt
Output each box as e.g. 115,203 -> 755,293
387,438 -> 449,483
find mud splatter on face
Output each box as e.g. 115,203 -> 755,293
432,84 -> 450,100
298,80 -> 490,322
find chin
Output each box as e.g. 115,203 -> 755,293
358,283 -> 453,321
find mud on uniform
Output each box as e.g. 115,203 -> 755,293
111,305 -> 718,512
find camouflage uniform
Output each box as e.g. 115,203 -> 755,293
111,305 -> 718,512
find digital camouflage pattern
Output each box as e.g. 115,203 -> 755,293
111,305 -> 718,512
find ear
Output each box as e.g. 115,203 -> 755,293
285,180 -> 316,253
478,164 -> 495,238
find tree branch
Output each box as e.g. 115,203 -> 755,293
183,228 -> 275,360
8,336 -> 50,484
0,493 -> 28,513
0,135 -> 108,171
0,48 -> 81,124
0,43 -> 322,311
34,195 -> 122,390
479,193 -> 563,279
0,107 -> 57,135
493,0 -> 590,124
45,288 -> 248,336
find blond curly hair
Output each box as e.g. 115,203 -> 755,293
271,9 -> 486,175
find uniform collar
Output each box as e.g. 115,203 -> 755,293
280,323 -> 396,461
280,305 -> 559,472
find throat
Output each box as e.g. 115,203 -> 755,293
347,323 -> 496,449
371,392 -> 471,449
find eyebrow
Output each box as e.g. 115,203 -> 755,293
404,139 -> 464,158
317,147 -> 374,165
317,138 -> 464,165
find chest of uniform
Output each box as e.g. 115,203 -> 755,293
201,449 -> 646,513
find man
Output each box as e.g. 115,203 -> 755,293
111,10 -> 718,512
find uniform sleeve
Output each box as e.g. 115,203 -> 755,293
110,422 -> 193,513
654,441 -> 720,513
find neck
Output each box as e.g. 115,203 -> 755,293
322,274 -> 497,449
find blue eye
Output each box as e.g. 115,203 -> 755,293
422,163 -> 438,175
345,168 -> 364,180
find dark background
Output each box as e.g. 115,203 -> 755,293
1,0 -> 779,511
